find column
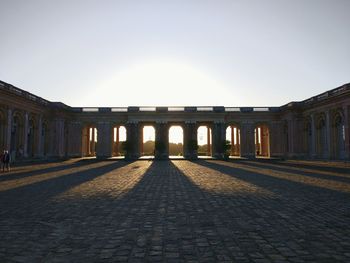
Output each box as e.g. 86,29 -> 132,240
237,127 -> 240,155
115,126 -> 120,155
183,121 -> 197,159
155,121 -> 169,159
96,121 -> 112,158
231,126 -> 234,156
240,121 -> 255,159
126,121 -> 140,159
23,112 -> 29,157
212,121 -> 225,158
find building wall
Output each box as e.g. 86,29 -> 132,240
1,80 -> 349,160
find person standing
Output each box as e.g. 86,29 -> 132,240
2,150 -> 11,172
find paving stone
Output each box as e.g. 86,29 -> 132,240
0,159 -> 349,262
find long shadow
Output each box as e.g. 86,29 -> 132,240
0,159 -> 98,182
0,160 -> 134,211
194,160 -> 350,198
274,160 -> 350,174
233,159 -> 350,184
1,160 -> 350,262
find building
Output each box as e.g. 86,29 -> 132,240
0,80 -> 349,160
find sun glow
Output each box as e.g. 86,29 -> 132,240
85,60 -> 230,106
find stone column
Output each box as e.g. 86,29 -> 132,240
183,121 -> 197,159
230,126 -> 234,155
126,121 -> 140,159
96,121 -> 112,158
23,112 -> 29,158
155,121 -> 169,159
212,121 -> 226,158
240,121 -> 255,159
6,108 -> 12,151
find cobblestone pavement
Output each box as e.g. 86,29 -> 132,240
0,159 -> 350,262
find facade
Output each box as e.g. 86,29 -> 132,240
0,80 -> 349,161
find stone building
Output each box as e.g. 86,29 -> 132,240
0,80 -> 349,160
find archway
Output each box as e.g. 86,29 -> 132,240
197,125 -> 212,157
169,125 -> 183,157
141,125 -> 155,157
226,125 -> 240,157
113,125 -> 127,156
255,124 -> 270,157
82,126 -> 97,157
333,112 -> 345,159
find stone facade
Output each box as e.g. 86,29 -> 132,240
0,80 -> 349,160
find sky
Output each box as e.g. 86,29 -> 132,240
0,0 -> 349,107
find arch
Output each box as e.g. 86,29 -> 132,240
254,123 -> 270,158
197,125 -> 212,157
316,114 -> 327,158
168,125 -> 184,157
141,124 -> 155,157
112,125 -> 127,157
82,124 -> 97,157
225,123 -> 240,157
332,110 -> 346,159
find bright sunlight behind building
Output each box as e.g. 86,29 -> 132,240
84,60 -> 231,106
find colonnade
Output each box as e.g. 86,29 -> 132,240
0,107 -> 66,160
75,120 -> 277,159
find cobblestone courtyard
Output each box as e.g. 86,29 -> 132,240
0,159 -> 350,262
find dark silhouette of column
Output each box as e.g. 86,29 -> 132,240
96,121 -> 112,158
212,121 -> 225,158
184,121 -> 197,159
240,121 -> 255,159
126,121 -> 140,159
155,121 -> 169,159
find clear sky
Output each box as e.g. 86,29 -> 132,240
0,0 -> 349,107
